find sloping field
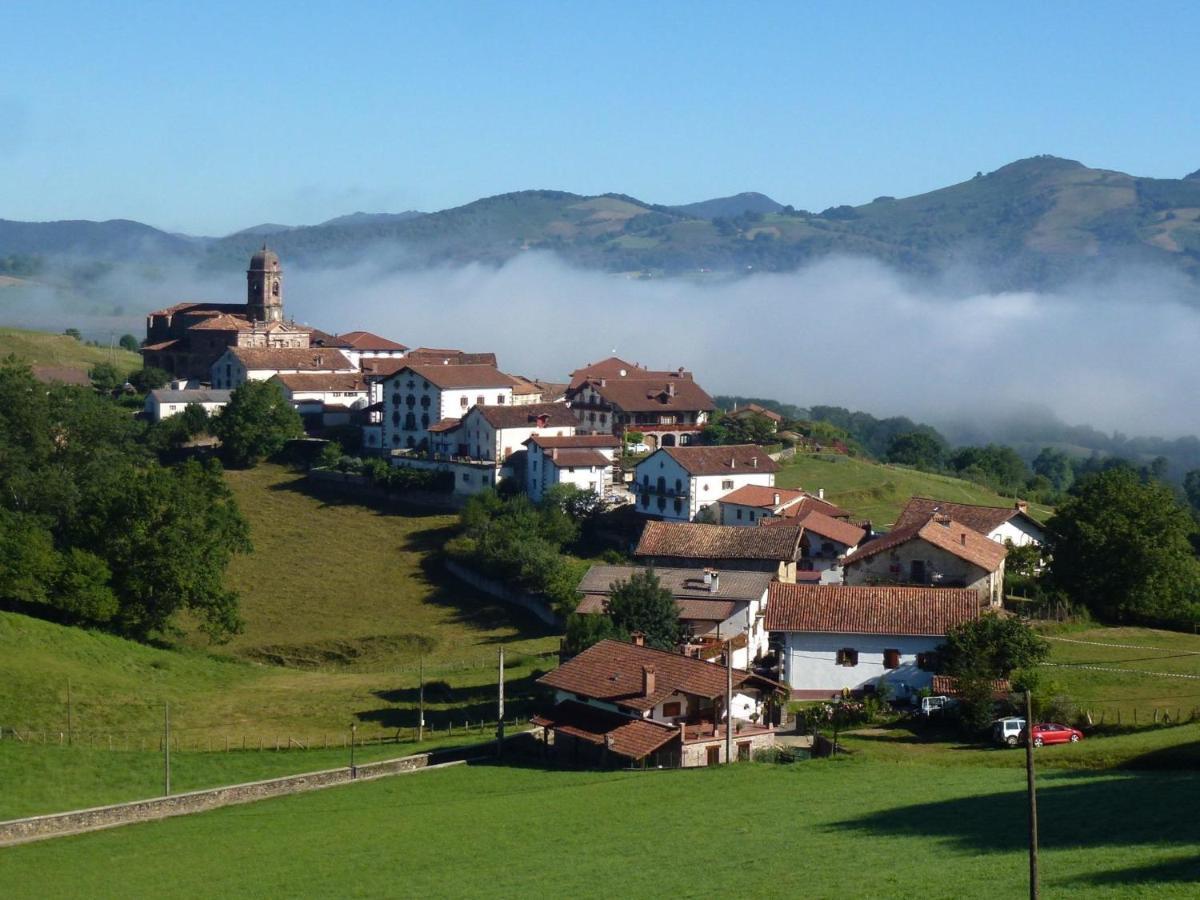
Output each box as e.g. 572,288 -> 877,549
4,760 -> 1198,898
0,326 -> 141,378
775,452 -> 1054,524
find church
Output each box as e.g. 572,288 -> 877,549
141,247 -> 314,379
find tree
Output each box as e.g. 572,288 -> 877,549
562,611 -> 625,655
118,334 -> 140,352
886,430 -> 946,469
88,362 -> 122,392
211,380 -> 303,467
1184,469 -> 1200,512
63,328 -> 81,341
128,366 -> 171,393
1046,468 -> 1200,627
939,614 -> 1049,681
1032,447 -> 1074,492
603,569 -> 680,651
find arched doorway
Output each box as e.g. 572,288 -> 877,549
661,434 -> 677,447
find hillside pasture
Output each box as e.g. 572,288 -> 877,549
0,326 -> 141,378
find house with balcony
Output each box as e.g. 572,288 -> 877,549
269,372 -> 369,429
310,330 -> 409,369
524,434 -> 621,502
379,363 -> 516,451
718,485 -> 852,527
635,520 -> 805,583
765,583 -> 982,700
565,357 -> 714,448
534,637 -> 785,768
841,514 -> 1008,607
634,445 -> 779,522
574,565 -> 773,667
893,497 -> 1045,548
763,511 -> 867,584
427,402 -> 578,464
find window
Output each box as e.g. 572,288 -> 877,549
404,413 -> 416,430
420,413 -> 429,427
674,478 -> 682,493
662,701 -> 682,718
836,648 -> 859,667
420,396 -> 431,408
737,741 -> 751,762
391,410 -> 400,425
736,509 -> 743,520
496,395 -> 505,404
750,511 -> 756,521
462,473 -> 471,482
673,499 -> 682,514
476,395 -> 485,406
721,479 -> 734,490
916,652 -> 937,672
405,394 -> 416,408
641,493 -> 650,508
392,393 -> 401,406
883,649 -> 901,670
657,496 -> 667,511
460,396 -> 469,408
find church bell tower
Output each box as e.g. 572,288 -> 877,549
246,246 -> 283,323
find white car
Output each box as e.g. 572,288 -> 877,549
918,695 -> 957,717
993,717 -> 1027,747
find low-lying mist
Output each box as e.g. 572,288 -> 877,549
4,251 -> 1199,439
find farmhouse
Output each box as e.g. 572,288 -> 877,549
269,372 -> 368,428
380,363 -> 515,450
635,520 -> 804,582
428,402 -> 578,463
765,583 -> 981,699
575,565 -> 773,667
524,434 -> 620,503
842,514 -> 1008,607
535,638 -> 784,767
142,248 -> 313,380
634,445 -> 779,522
210,346 -> 356,390
310,330 -> 408,369
893,497 -> 1045,547
718,485 -> 851,527
774,511 -> 867,582
566,357 -> 715,448
143,388 -> 231,422
404,347 -> 499,367
728,402 -> 783,431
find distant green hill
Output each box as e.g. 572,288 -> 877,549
0,327 -> 141,378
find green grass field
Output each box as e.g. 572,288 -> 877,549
4,759 -> 1198,898
0,326 -> 141,378
775,452 -> 1055,524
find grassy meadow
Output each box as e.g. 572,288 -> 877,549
775,452 -> 1055,524
5,758 -> 1199,898
0,326 -> 141,378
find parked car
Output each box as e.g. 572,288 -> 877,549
992,717 -> 1027,747
1022,722 -> 1084,747
918,695 -> 957,717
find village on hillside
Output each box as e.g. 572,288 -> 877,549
132,248 -> 1056,768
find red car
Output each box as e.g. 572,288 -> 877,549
1022,722 -> 1084,747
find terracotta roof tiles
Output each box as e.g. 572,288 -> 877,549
654,444 -> 779,476
765,583 -> 982,636
635,521 -> 803,562
841,515 -> 1007,573
530,701 -> 678,760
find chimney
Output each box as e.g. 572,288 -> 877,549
709,571 -> 720,594
1015,500 -> 1028,513
642,665 -> 656,697
551,447 -> 558,460
631,631 -> 645,647
667,382 -> 675,397
960,532 -> 968,546
773,492 -> 780,506
818,488 -> 825,500
934,514 -> 952,527
751,457 -> 758,468
599,378 -> 607,387
703,568 -> 713,586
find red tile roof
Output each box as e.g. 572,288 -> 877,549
30,365 -> 92,387
531,700 -> 678,760
360,359 -> 412,379
544,448 -> 612,468
147,301 -> 246,317
471,402 -> 578,430
525,434 -> 621,449
406,348 -> 498,367
386,363 -> 516,390
931,674 -> 1011,698
635,521 -> 803,562
567,357 -> 691,391
574,594 -> 739,621
842,515 -> 1008,573
538,639 -> 776,712
894,497 -> 1041,532
765,583 -> 982,636
581,377 -> 715,414
731,403 -> 783,423
228,347 -> 355,371
655,444 -> 779,476
776,496 -> 853,520
270,372 -> 366,392
718,485 -> 807,509
327,330 -> 409,351
427,418 -> 462,433
794,511 -> 866,548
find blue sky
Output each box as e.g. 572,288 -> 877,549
3,0 -> 1198,235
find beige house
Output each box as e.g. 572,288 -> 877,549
841,514 -> 1007,607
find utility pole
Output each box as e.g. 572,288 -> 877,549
163,701 -> 171,796
1025,689 -> 1039,900
350,723 -> 357,778
497,646 -> 505,758
66,679 -> 73,747
725,640 -> 733,764
418,653 -> 425,743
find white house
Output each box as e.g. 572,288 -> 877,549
575,566 -> 773,668
144,388 -> 231,422
210,347 -> 356,390
634,445 -> 779,522
765,583 -> 982,700
525,434 -> 620,502
380,363 -> 515,451
311,330 -> 408,369
783,511 -> 867,584
893,497 -> 1045,548
269,372 -> 369,428
429,402 -> 578,464
718,485 -> 852,527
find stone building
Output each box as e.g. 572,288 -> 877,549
142,247 -> 312,380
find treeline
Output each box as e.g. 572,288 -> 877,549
0,360 -> 251,640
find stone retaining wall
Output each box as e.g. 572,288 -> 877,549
0,750 -> 470,847
306,468 -> 464,510
443,559 -> 563,627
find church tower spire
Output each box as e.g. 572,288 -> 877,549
246,246 -> 283,323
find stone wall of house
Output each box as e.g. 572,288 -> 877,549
680,729 -> 775,767
844,540 -> 998,605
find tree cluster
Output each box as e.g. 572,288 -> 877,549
0,360 -> 251,640
563,569 -> 680,655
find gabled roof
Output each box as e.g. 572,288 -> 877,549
575,593 -> 740,622
225,347 -> 355,372
730,403 -> 783,423
894,497 -> 1042,533
384,363 -> 516,390
544,448 -> 612,468
537,639 -> 773,712
567,357 -> 690,391
765,583 -> 981,636
469,402 -> 578,431
360,358 -> 412,379
718,484 -> 806,510
525,434 -> 621,449
776,495 -> 853,520
841,515 -> 1008,573
188,313 -> 254,332
147,301 -> 246,317
149,388 -> 232,404
635,521 -> 803,562
531,701 -> 678,760
324,330 -> 409,351
427,418 -> 461,433
648,444 -> 779,477
270,372 -> 366,392
405,348 -> 498,367
580,377 -> 715,414
794,511 -> 866,548
577,565 -> 772,603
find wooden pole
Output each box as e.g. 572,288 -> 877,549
725,640 -> 733,764
418,653 -> 425,743
497,646 -> 505,758
1024,690 -> 1039,900
163,701 -> 171,797
66,679 -> 73,747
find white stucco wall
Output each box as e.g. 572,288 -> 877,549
989,517 -> 1044,547
634,451 -> 774,521
779,632 -> 940,696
